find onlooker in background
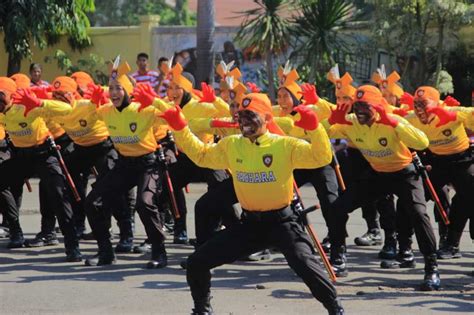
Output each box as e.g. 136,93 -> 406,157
131,53 -> 159,88
221,41 -> 244,68
29,63 -> 50,87
155,57 -> 171,98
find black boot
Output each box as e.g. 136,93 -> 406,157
378,232 -> 397,260
380,248 -> 416,269
115,219 -> 134,253
174,229 -> 188,244
438,222 -> 448,250
191,296 -> 214,315
242,249 -> 271,261
26,232 -> 60,247
324,299 -> 345,315
354,228 -> 382,246
420,254 -> 440,291
66,246 -> 83,262
437,230 -> 462,259
7,221 -> 25,249
84,241 -> 116,266
146,243 -> 168,269
133,239 -> 152,254
330,245 -> 348,277
321,235 -> 331,253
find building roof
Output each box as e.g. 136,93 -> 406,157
188,0 -> 259,26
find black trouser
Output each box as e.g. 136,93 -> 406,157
336,147 -> 396,233
169,152 -> 229,236
186,206 -> 338,310
37,134 -> 74,235
0,141 -> 23,229
194,177 -> 239,246
0,143 -> 78,251
85,153 -> 164,249
329,164 -> 436,256
294,163 -> 339,230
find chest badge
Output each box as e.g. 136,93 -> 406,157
263,154 -> 273,167
129,122 -> 137,133
378,137 -> 388,147
79,119 -> 87,127
19,122 -> 27,128
442,129 -> 452,137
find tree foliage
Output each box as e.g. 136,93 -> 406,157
0,0 -> 95,75
88,0 -> 196,26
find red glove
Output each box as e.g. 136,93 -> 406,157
199,82 -> 216,103
12,88 -> 42,117
328,103 -> 352,125
426,106 -> 457,127
293,106 -> 318,130
298,83 -> 319,105
84,84 -> 109,107
30,86 -> 52,100
400,92 -> 414,110
373,105 -> 398,128
443,96 -> 460,107
246,82 -> 260,93
131,83 -> 157,111
210,119 -> 239,129
160,106 -> 188,131
392,107 -> 409,117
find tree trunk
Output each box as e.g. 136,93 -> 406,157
7,53 -> 21,77
265,48 -> 276,104
434,17 -> 445,89
196,0 -> 215,85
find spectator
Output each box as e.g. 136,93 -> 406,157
131,52 -> 159,88
29,63 -> 50,87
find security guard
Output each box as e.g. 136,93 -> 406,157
160,93 -> 344,315
0,77 -> 81,261
325,85 -> 440,291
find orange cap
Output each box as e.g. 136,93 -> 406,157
414,86 -> 440,103
239,93 -> 285,135
0,77 -> 17,97
51,76 -> 78,94
170,63 -> 193,94
10,73 -> 31,89
71,71 -> 94,90
277,62 -> 302,99
354,85 -> 387,107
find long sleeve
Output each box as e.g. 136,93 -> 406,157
289,124 -> 332,169
152,98 -> 174,112
212,97 -> 231,117
35,100 -> 72,119
174,126 -> 230,170
394,116 -> 429,150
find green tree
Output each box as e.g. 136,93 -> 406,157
234,0 -> 293,102
196,0 -> 215,84
290,0 -> 354,93
0,0 -> 95,76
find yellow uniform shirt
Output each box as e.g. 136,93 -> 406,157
405,108 -> 473,155
45,100 -> 109,146
0,124 -> 5,140
45,118 -> 66,139
325,114 -> 429,172
0,101 -> 72,148
97,102 -> 165,157
174,125 -> 332,211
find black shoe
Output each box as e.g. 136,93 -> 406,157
191,297 -> 214,315
330,246 -> 348,277
243,249 -> 271,261
321,236 -> 331,254
420,254 -> 440,291
378,243 -> 397,260
173,230 -> 188,244
325,299 -> 345,315
80,231 -> 96,241
66,248 -> 83,262
380,248 -> 416,269
7,233 -> 25,249
84,252 -> 116,266
115,237 -> 134,253
437,244 -> 462,260
133,240 -> 152,254
0,226 -> 9,239
26,232 -> 60,247
180,259 -> 188,270
146,244 -> 168,269
354,229 -> 382,246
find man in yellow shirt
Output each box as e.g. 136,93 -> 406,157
0,77 -> 81,262
160,93 -> 344,314
325,85 -> 440,291
406,86 -> 474,259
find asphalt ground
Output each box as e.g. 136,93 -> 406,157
0,180 -> 473,314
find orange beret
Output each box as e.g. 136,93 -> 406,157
0,77 -> 17,97
239,93 -> 285,135
354,85 -> 386,107
51,76 -> 78,94
71,71 -> 94,90
414,86 -> 440,103
10,73 -> 31,89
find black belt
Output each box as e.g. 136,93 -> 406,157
428,148 -> 473,164
242,205 -> 294,222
